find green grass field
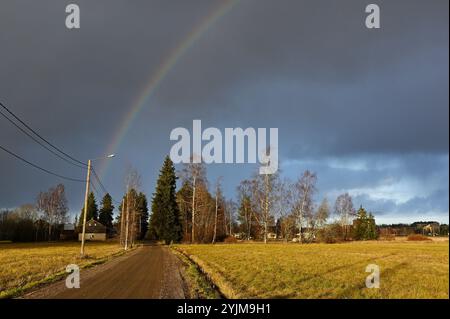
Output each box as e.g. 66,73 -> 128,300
174,240 -> 449,299
0,241 -> 125,298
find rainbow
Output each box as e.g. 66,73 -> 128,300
99,0 -> 239,179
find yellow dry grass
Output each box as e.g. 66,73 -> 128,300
175,240 -> 449,299
0,241 -> 124,297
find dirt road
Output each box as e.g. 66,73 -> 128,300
24,244 -> 186,299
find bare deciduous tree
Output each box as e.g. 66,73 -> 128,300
179,156 -> 207,243
334,193 -> 355,240
36,184 -> 68,241
237,179 -> 254,240
292,171 -> 317,243
123,166 -> 141,249
315,198 -> 330,228
251,170 -> 277,244
212,177 -> 223,244
274,178 -> 294,241
224,199 -> 236,236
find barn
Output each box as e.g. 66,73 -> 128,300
78,219 -> 107,241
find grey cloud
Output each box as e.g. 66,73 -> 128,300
0,0 -> 448,223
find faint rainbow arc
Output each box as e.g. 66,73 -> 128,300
99,0 -> 239,179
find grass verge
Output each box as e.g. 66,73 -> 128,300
171,247 -> 222,299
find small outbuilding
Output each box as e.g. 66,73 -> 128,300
60,223 -> 76,240
267,232 -> 277,239
78,219 -> 107,241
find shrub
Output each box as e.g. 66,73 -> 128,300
316,223 -> 345,243
379,228 -> 396,240
223,236 -> 237,243
407,234 -> 432,241
379,234 -> 396,241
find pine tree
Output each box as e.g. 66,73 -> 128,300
99,193 -> 114,235
149,156 -> 182,244
79,192 -> 98,226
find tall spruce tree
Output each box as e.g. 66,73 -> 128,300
353,206 -> 378,240
353,206 -> 368,240
149,156 -> 182,244
99,193 -> 114,234
136,192 -> 149,240
79,192 -> 98,226
367,213 -> 378,239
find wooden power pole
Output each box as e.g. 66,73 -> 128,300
80,159 -> 91,257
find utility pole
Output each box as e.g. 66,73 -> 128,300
80,159 -> 91,257
79,154 -> 115,256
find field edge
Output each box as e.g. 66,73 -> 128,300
171,246 -> 238,299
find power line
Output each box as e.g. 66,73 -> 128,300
0,144 -> 86,183
91,167 -> 121,205
0,109 -> 86,169
92,168 -> 108,194
0,101 -> 87,167
90,179 -> 102,198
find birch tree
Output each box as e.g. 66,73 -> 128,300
123,167 -> 141,249
179,158 -> 206,243
274,178 -> 294,241
334,193 -> 355,240
292,171 -> 317,243
237,179 -> 254,240
36,184 -> 68,241
251,170 -> 277,243
212,177 -> 223,244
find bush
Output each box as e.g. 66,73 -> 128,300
407,234 -> 432,241
223,236 -> 237,243
379,234 -> 396,241
379,228 -> 396,240
316,223 -> 345,243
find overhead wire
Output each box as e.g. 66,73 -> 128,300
0,144 -> 86,182
0,101 -> 87,167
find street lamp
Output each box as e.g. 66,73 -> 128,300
80,154 -> 115,257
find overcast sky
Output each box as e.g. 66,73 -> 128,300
0,0 -> 448,224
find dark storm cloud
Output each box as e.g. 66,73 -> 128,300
0,0 -> 448,223
151,0 -> 448,157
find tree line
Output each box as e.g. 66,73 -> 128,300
0,184 -> 68,241
148,156 -> 236,244
147,156 -> 379,245
2,156 -> 418,245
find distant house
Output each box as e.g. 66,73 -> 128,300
411,221 -> 440,236
422,223 -> 440,236
78,219 -> 107,241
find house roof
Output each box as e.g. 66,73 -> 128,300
85,219 -> 106,233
